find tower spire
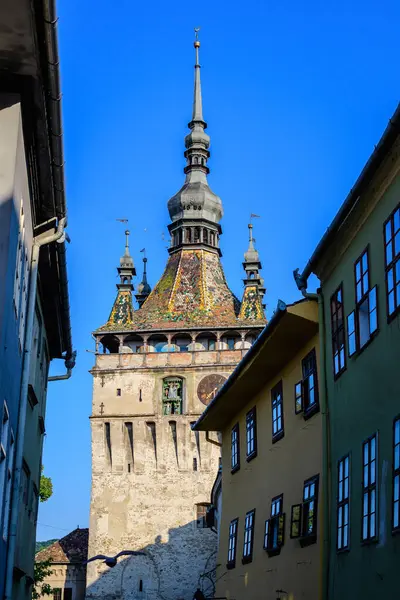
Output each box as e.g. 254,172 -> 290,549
167,30 -> 224,254
192,27 -> 204,123
118,230 -> 136,290
136,249 -> 152,308
106,230 -> 136,327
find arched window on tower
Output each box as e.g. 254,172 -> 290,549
194,156 -> 199,165
203,229 -> 208,244
194,227 -> 200,243
186,228 -> 192,243
162,377 -> 183,415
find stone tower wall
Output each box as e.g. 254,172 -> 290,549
87,353 -> 239,600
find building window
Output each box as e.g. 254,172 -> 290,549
64,589 -> 72,600
394,417 -> 400,531
242,509 -> 255,563
22,461 -> 30,506
53,589 -> 62,600
384,205 -> 400,318
301,349 -> 319,418
362,434 -> 377,542
264,495 -> 285,556
337,455 -> 350,551
294,381 -> 303,414
227,518 -> 238,568
246,407 -> 257,461
116,388 -> 121,396
162,377 -> 183,415
231,423 -> 240,473
349,248 -> 378,353
0,403 -> 10,522
2,431 -> 14,540
196,503 -> 210,528
271,381 -> 284,442
290,475 -> 319,546
331,285 -> 346,377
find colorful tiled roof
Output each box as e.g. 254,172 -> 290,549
239,285 -> 265,321
98,249 -> 266,333
35,528 -> 89,564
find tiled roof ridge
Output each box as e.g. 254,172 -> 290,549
35,528 -> 89,563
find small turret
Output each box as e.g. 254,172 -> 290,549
136,249 -> 152,308
106,230 -> 136,327
239,222 -> 266,321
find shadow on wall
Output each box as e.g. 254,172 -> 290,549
85,520 -> 218,600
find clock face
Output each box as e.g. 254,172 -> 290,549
197,374 -> 227,406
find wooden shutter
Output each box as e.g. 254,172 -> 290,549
277,513 -> 285,547
290,504 -> 302,538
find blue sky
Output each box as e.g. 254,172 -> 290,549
37,0 -> 399,540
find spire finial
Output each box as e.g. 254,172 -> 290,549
124,229 -> 131,256
192,27 -> 204,123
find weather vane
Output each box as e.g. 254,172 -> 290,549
194,27 -> 200,40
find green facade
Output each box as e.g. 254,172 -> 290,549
319,160 -> 400,598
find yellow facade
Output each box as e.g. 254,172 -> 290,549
195,299 -> 323,600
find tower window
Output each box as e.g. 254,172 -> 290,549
116,388 -> 121,397
162,377 -> 183,415
139,580 -> 143,592
196,503 -> 210,528
193,457 -> 198,471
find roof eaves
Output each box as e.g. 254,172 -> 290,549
300,102 -> 400,282
192,300 -> 287,431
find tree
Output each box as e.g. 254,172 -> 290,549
32,559 -> 54,599
39,466 -> 53,503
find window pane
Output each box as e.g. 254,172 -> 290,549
362,252 -> 368,274
358,298 -> 370,347
343,523 -> 348,547
389,290 -> 395,314
395,208 -> 400,233
386,243 -> 393,265
356,261 -> 361,281
395,231 -> 400,256
385,220 -> 392,244
395,419 -> 400,446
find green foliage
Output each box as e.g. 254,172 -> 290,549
39,466 -> 53,503
33,559 -> 54,599
35,539 -> 58,553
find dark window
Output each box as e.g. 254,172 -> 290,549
302,476 -> 319,541
384,205 -> 400,318
393,417 -> 400,532
264,495 -> 285,556
337,455 -> 350,550
193,457 -> 198,472
196,503 -> 210,528
53,590 -> 61,600
351,249 -> 378,352
246,407 -> 257,460
22,461 -> 30,506
271,381 -> 284,442
227,518 -> 238,568
294,381 -> 303,414
362,434 -> 377,542
290,475 -> 319,545
105,422 -> 112,465
242,509 -> 255,563
116,388 -> 121,396
139,580 -> 143,592
301,349 -> 319,418
64,589 -> 72,600
231,423 -> 240,472
331,285 -> 346,377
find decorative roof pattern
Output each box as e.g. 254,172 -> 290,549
97,249 -> 265,333
107,289 -> 134,327
239,285 -> 265,321
35,528 -> 89,564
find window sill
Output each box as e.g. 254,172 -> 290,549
299,534 -> 317,548
336,546 -> 350,555
361,536 -> 378,546
231,464 -> 240,475
272,430 -> 284,444
387,303 -> 400,324
265,547 -> 281,557
246,451 -> 257,463
303,404 -> 320,421
353,329 -> 379,359
333,366 -> 347,382
242,555 -> 253,565
226,561 -> 236,570
392,527 -> 400,536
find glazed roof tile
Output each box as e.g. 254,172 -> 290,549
35,528 -> 89,564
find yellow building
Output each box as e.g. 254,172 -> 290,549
194,299 -> 323,600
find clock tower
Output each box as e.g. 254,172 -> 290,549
86,34 -> 266,600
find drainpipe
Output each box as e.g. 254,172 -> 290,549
48,350 -> 77,381
5,218 -> 67,600
293,269 -> 330,600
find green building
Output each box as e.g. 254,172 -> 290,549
296,103 -> 400,599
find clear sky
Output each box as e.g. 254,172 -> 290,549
37,0 -> 399,540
